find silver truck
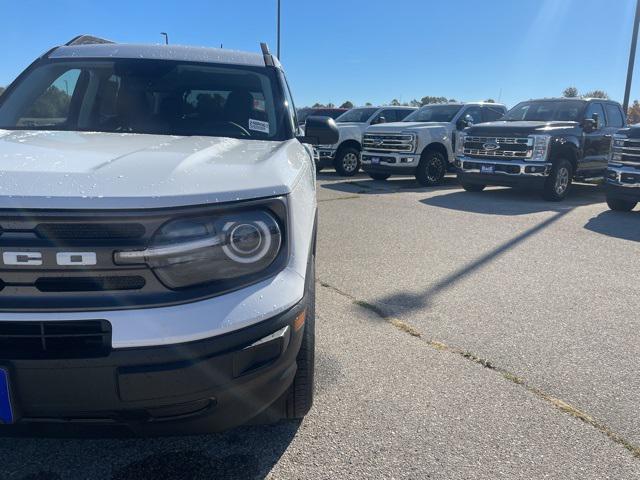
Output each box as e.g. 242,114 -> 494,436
315,106 -> 416,176
361,102 -> 506,185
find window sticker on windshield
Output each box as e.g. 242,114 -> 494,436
249,119 -> 270,134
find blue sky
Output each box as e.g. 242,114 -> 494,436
1,0 -> 638,108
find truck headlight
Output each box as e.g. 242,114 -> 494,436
456,133 -> 466,156
115,208 -> 284,290
528,135 -> 551,162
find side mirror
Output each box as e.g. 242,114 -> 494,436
298,116 -> 339,145
374,116 -> 386,125
582,118 -> 597,133
457,114 -> 475,130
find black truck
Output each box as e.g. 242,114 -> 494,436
455,98 -> 627,201
605,125 -> 640,211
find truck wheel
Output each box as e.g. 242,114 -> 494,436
285,256 -> 315,419
334,147 -> 360,177
368,173 -> 390,181
543,159 -> 573,201
606,197 -> 637,212
461,182 -> 486,192
416,150 -> 446,187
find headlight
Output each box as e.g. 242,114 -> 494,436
115,208 -> 284,290
528,135 -> 551,162
456,132 -> 467,156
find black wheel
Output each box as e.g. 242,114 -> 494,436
416,150 -> 447,186
461,182 -> 486,192
368,173 -> 390,181
315,163 -> 324,173
606,197 -> 637,212
285,256 -> 315,419
334,147 -> 360,177
543,159 -> 573,201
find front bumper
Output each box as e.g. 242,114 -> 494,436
456,156 -> 551,188
605,165 -> 640,202
314,147 -> 336,168
361,152 -> 420,175
0,298 -> 308,435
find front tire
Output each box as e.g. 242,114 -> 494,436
285,256 -> 315,419
416,150 -> 447,187
543,159 -> 573,201
368,173 -> 390,181
606,197 -> 637,212
334,147 -> 360,177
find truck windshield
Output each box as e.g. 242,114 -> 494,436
402,104 -> 462,123
503,101 -> 585,122
0,59 -> 290,140
335,108 -> 378,123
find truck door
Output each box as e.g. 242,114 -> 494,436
582,102 -> 609,176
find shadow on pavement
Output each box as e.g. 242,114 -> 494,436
370,210 -> 572,316
320,174 -> 460,195
0,420 -> 300,480
584,209 -> 640,243
420,183 -> 604,216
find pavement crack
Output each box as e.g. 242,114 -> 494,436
318,195 -> 361,203
318,279 -> 640,460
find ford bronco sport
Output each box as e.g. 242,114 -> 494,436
0,35 -> 338,434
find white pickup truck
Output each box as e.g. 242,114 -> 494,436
361,102 -> 506,185
315,106 -> 416,176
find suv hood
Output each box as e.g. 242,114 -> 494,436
367,121 -> 451,133
466,120 -> 579,137
0,130 -> 305,209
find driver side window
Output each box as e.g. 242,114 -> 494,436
461,107 -> 482,126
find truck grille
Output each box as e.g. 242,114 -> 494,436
463,136 -> 533,159
0,320 -> 111,359
613,138 -> 640,169
363,133 -> 415,153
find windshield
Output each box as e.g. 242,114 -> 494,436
0,59 -> 290,140
335,107 -> 378,123
402,104 -> 462,123
503,100 -> 586,122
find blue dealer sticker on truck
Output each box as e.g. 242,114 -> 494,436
0,369 -> 14,424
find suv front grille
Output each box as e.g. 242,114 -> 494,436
363,133 -> 415,153
34,223 -> 146,241
463,136 -> 533,159
0,320 -> 111,359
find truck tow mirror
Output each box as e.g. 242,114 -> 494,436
372,116 -> 386,125
582,118 -> 597,133
298,116 -> 339,146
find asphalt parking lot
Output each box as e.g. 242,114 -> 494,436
2,172 -> 639,479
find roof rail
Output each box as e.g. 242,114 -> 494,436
65,35 -> 115,46
260,42 -> 274,67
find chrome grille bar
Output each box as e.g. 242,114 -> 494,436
363,133 -> 415,153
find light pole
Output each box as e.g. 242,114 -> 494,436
277,0 -> 281,59
623,0 -> 640,113
160,32 -> 169,45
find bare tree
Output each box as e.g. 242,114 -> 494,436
628,100 -> 640,124
339,101 -> 354,109
583,90 -> 609,99
563,86 -> 579,98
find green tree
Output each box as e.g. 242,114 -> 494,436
420,96 -> 448,105
340,101 -> 354,109
365,102 -> 373,106
312,102 -> 325,108
484,98 -> 496,103
583,90 -> 609,99
563,86 -> 579,98
409,99 -> 421,107
628,100 -> 640,125
390,99 -> 401,106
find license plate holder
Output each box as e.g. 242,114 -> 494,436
480,164 -> 495,174
0,368 -> 16,425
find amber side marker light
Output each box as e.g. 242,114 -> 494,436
293,309 -> 306,332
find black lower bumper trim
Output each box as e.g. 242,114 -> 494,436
0,298 -> 308,435
458,172 -> 547,189
362,165 -> 417,175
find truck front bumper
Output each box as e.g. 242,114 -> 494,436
314,147 -> 336,169
0,297 -> 308,436
361,152 -> 421,175
456,156 -> 551,188
605,166 -> 640,202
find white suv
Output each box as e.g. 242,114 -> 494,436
0,36 -> 338,435
315,106 -> 416,176
361,102 -> 506,185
